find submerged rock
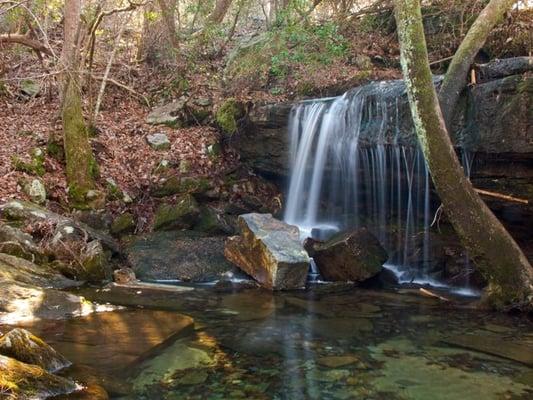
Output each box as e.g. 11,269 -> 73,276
224,213 -> 310,290
0,355 -> 78,399
307,228 -> 387,282
0,328 -> 70,372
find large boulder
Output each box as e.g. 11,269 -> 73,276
0,328 -> 70,372
126,231 -> 235,282
224,213 -> 310,290
306,228 -> 387,282
0,355 -> 78,399
0,222 -> 46,262
146,98 -> 187,126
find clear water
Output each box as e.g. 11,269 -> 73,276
10,286 -> 533,400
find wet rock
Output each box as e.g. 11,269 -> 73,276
308,228 -> 387,282
146,133 -> 171,150
153,195 -> 200,231
62,364 -> 131,397
80,240 -> 111,283
312,318 -> 373,339
35,310 -> 195,374
113,267 -> 137,284
443,335 -> 533,367
224,213 -> 310,290
317,355 -> 359,368
0,355 -> 78,399
194,205 -> 234,235
146,98 -> 187,126
126,231 -> 235,282
133,339 -> 214,391
0,222 -> 46,262
110,212 -> 135,236
0,328 -> 70,372
24,178 -> 46,204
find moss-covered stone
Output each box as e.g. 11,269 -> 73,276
110,213 -> 135,236
0,328 -> 70,372
105,178 -> 124,201
80,240 -> 111,283
153,176 -> 212,197
47,140 -> 65,161
0,355 -> 78,399
193,206 -> 227,234
153,195 -> 200,231
23,178 -> 46,204
215,98 -> 244,137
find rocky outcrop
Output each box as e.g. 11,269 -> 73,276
305,228 -> 387,282
224,213 -> 310,290
237,69 -> 532,178
0,253 -> 110,324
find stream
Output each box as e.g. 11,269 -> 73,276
4,285 -> 532,400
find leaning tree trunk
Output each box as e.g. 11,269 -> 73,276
394,0 -> 533,310
208,0 -> 234,24
61,0 -> 97,207
438,0 -> 515,130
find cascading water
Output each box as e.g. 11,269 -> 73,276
284,78 -> 474,289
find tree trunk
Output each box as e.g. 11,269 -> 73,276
156,0 -> 180,50
138,2 -> 177,65
61,0 -> 97,206
208,0 -> 234,24
394,0 -> 533,310
438,0 -> 515,130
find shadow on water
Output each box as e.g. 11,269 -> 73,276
6,285 -> 532,400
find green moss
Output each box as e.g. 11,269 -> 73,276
110,213 -> 136,236
216,99 -> 243,137
153,194 -> 200,231
46,140 -> 65,161
11,148 -> 45,176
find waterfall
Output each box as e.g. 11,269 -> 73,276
284,79 -> 442,282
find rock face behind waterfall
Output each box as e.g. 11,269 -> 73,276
306,228 -> 387,282
224,213 -> 310,290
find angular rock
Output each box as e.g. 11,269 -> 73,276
0,355 -> 78,399
126,231 -> 235,282
0,328 -> 70,372
224,213 -> 310,290
146,133 -> 171,150
146,98 -> 187,126
153,195 -> 200,231
307,228 -> 387,282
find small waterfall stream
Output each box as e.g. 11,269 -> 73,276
284,79 -> 473,288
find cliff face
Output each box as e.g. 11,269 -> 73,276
236,73 -> 531,178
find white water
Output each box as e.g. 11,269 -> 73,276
284,79 -> 475,291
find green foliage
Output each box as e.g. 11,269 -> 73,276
11,148 -> 45,176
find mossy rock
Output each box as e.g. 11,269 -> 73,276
153,176 -> 212,198
0,355 -> 77,399
0,328 -> 70,372
11,148 -> 46,176
193,206 -> 231,235
215,99 -> 245,137
110,213 -> 135,236
80,240 -> 111,283
153,195 -> 200,231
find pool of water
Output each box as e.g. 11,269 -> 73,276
6,286 -> 533,400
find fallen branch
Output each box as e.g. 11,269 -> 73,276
419,288 -> 450,302
89,74 -> 150,107
474,188 -> 529,205
0,33 -> 52,56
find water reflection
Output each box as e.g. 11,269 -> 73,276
11,287 -> 533,399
